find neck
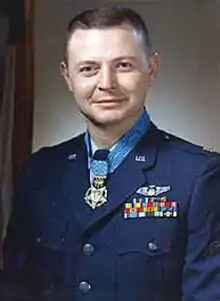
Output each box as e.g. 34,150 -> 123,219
87,110 -> 144,149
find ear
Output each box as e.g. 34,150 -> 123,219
148,52 -> 161,86
60,60 -> 73,92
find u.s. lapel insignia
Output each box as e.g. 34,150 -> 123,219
68,153 -> 77,160
124,196 -> 178,219
136,185 -> 171,196
135,155 -> 146,162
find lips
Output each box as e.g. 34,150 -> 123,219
95,98 -> 125,103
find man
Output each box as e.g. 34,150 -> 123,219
2,6 -> 220,301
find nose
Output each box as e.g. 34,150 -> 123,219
97,65 -> 117,91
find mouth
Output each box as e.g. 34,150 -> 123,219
94,98 -> 126,104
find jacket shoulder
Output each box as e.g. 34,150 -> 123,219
33,133 -> 85,157
29,133 -> 85,162
20,133 -> 85,178
159,129 -> 220,159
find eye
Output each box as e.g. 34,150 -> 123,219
116,61 -> 133,71
80,66 -> 92,72
79,65 -> 98,76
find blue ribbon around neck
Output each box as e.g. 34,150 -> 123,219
84,109 -> 151,176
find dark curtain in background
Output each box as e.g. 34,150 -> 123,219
0,0 -> 34,254
0,0 -> 25,43
0,0 -> 25,112
0,15 -> 9,108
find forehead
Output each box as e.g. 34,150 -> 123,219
67,25 -> 146,62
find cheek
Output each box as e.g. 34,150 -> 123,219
118,74 -> 148,97
72,78 -> 96,99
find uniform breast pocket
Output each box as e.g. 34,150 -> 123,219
114,241 -> 170,301
38,217 -> 67,251
32,217 -> 67,276
29,217 -> 68,291
17,217 -> 66,299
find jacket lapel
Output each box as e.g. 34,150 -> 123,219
61,135 -> 90,227
66,123 -> 163,232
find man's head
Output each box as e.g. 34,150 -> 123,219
64,6 -> 152,63
61,6 -> 160,129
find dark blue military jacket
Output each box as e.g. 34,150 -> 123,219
3,123 -> 220,301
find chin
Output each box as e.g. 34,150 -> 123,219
101,109 -> 130,122
93,116 -> 125,127
88,112 -> 128,127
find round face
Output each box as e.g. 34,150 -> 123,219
61,24 -> 159,128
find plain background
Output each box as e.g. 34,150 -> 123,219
33,0 -> 220,152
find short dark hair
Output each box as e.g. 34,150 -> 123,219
64,6 -> 151,61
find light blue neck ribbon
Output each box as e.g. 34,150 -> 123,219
84,109 -> 151,175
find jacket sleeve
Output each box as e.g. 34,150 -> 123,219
2,152 -> 46,300
3,157 -> 34,269
1,161 -> 32,300
182,156 -> 220,301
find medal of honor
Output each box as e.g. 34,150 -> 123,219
84,149 -> 109,210
84,176 -> 108,209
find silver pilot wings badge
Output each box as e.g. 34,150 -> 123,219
136,185 -> 171,197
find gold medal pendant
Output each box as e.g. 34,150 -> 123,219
84,176 -> 108,209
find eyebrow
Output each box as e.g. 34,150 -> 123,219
76,61 -> 98,68
113,56 -> 137,62
76,56 -> 138,67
